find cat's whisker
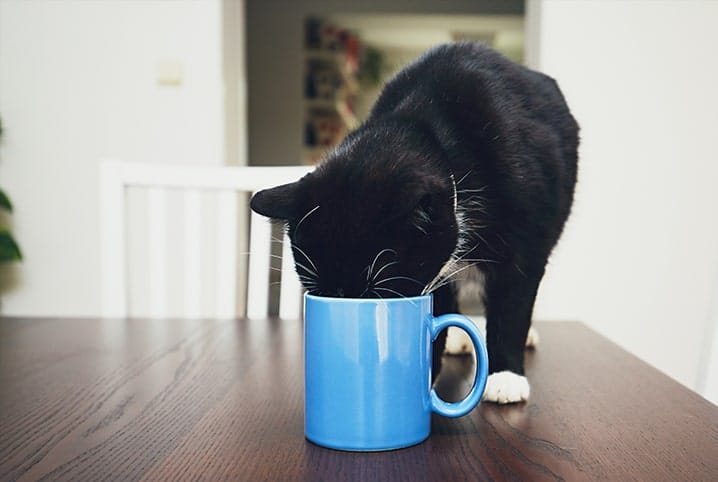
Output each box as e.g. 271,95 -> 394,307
457,186 -> 487,194
449,241 -> 495,265
424,273 -> 462,293
295,205 -> 320,234
423,258 -> 453,294
298,281 -> 319,291
363,265 -> 372,282
373,287 -> 417,306
424,261 -> 485,294
423,250 -> 469,294
368,249 -> 397,282
372,261 -> 399,282
462,193 -> 487,201
463,195 -> 488,206
294,261 -> 319,279
426,257 -> 463,292
292,244 -> 319,274
460,257 -> 498,264
423,271 -> 450,295
474,232 -> 497,254
297,272 -> 318,280
426,248 -> 474,288
456,170 -> 472,185
424,275 -> 452,295
374,275 -> 424,287
373,286 -> 408,298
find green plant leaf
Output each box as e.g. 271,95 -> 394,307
0,189 -> 12,212
0,230 -> 22,261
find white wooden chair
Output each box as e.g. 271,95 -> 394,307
99,160 -> 312,320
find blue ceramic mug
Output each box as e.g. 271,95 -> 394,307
304,293 -> 489,451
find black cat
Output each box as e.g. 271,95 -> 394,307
251,42 -> 578,403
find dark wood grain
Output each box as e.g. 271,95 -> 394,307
0,318 -> 716,481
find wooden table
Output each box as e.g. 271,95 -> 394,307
1,318 -> 716,481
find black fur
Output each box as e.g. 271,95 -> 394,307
251,42 -> 578,380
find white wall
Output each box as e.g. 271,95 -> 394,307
0,0 -> 226,316
530,0 -> 718,397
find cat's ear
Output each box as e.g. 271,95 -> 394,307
250,182 -> 300,221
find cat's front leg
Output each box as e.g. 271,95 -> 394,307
483,265 -> 544,404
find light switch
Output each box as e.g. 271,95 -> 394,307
157,60 -> 183,86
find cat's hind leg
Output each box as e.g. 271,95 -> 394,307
525,325 -> 540,348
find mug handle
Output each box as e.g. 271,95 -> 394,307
429,313 -> 489,417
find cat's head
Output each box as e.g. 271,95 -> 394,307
250,121 -> 458,298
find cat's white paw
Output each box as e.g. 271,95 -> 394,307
444,326 -> 474,355
482,371 -> 530,404
525,326 -> 539,348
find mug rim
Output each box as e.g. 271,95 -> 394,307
305,293 -> 431,304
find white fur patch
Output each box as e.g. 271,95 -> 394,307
444,326 -> 474,355
456,265 -> 486,304
482,371 -> 530,404
444,316 -> 486,355
525,326 -> 539,347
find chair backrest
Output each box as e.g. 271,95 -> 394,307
99,160 -> 312,319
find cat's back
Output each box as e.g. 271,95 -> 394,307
373,42 -> 573,130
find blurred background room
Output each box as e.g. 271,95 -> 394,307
0,0 -> 717,404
